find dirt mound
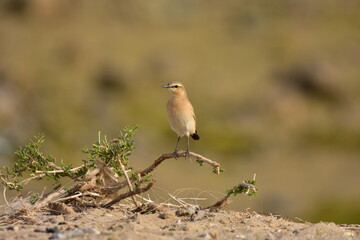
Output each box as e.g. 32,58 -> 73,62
0,207 -> 358,240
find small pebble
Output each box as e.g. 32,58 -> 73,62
175,208 -> 190,217
46,227 -> 59,233
7,226 -> 20,231
198,232 -> 212,239
50,227 -> 100,239
159,212 -> 173,219
181,226 -> 190,231
235,234 -> 246,239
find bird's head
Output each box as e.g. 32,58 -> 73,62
163,82 -> 186,95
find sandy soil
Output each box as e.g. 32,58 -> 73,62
0,206 -> 359,240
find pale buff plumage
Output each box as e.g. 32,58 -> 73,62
163,82 -> 200,155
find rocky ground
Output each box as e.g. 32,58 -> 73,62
0,206 -> 359,240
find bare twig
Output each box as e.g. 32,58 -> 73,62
84,192 -> 101,197
35,165 -> 84,175
179,197 -> 207,201
0,176 -> 16,190
21,174 -> 46,185
169,194 -> 188,208
53,192 -> 83,203
118,156 -> 141,207
3,187 -> 9,207
102,180 -> 155,208
32,188 -> 66,211
205,194 -> 231,210
20,164 -> 86,187
136,194 -> 154,204
51,191 -> 100,204
184,152 -> 221,174
47,162 -> 62,170
135,195 -> 179,210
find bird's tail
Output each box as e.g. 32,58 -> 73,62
191,131 -> 200,140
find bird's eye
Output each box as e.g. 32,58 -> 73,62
174,85 -> 179,88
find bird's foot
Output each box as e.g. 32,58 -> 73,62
185,150 -> 190,159
173,150 -> 179,159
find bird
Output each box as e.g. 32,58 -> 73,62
163,82 -> 200,157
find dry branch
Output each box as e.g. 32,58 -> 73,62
205,182 -> 256,210
205,195 -> 231,210
2,147 -> 223,212
34,165 -> 83,175
101,180 -> 155,208
102,151 -> 221,193
118,156 -> 141,207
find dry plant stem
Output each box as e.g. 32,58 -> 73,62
84,192 -> 101,197
0,176 -> 16,191
168,194 -> 205,208
53,192 -> 83,203
147,151 -> 221,175
184,152 -> 221,174
0,174 -> 49,189
205,183 -> 256,210
3,188 -> 9,206
17,165 -> 85,188
102,180 -> 155,208
104,151 -> 221,192
118,157 -> 141,207
48,162 -> 62,170
169,194 -> 188,208
35,184 -> 61,203
137,195 -> 180,208
32,189 -> 66,211
35,165 -> 84,175
204,194 -> 231,210
51,191 -> 100,203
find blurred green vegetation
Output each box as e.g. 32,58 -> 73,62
0,0 -> 359,223
309,199 -> 360,224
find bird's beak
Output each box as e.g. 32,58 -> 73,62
163,84 -> 170,88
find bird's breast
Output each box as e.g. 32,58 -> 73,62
167,97 -> 196,136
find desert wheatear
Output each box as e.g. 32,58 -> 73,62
163,82 -> 200,156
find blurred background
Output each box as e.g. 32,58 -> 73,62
0,0 -> 359,224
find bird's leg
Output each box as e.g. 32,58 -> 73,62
185,135 -> 190,158
173,136 -> 181,157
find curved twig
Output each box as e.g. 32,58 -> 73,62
205,182 -> 256,210
102,151 -> 221,193
205,194 -> 231,210
3,187 -> 9,206
101,180 -> 155,208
